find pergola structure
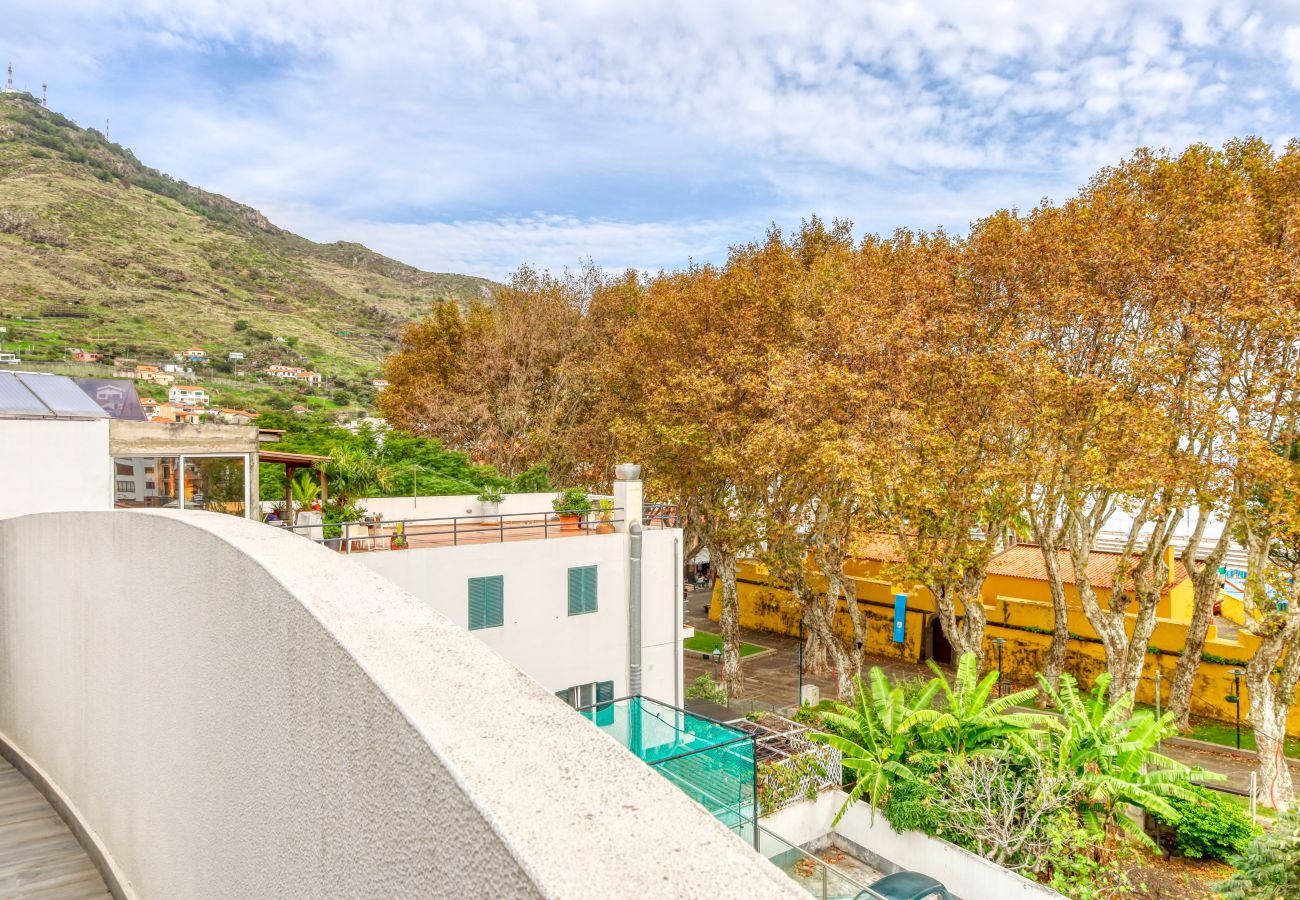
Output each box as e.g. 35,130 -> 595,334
257,449 -> 330,515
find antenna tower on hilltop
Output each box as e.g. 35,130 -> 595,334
105,118 -> 110,141
41,83 -> 47,107
5,62 -> 12,93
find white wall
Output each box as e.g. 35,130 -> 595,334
357,492 -> 573,521
762,790 -> 1064,900
356,528 -> 685,707
0,510 -> 800,900
0,418 -> 110,519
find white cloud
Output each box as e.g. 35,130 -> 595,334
5,1 -> 1300,278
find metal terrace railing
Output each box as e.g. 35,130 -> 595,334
644,503 -> 682,528
274,506 -> 678,553
757,826 -> 886,900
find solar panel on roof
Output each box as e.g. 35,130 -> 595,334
17,373 -> 109,418
0,372 -> 50,417
0,372 -> 109,419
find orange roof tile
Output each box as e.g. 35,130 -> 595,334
987,544 -> 1189,594
850,532 -> 907,564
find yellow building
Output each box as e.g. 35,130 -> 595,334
713,537 -> 1292,734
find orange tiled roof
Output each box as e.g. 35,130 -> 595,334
850,532 -> 907,564
987,543 -> 1189,594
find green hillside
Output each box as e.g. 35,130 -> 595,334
0,91 -> 494,378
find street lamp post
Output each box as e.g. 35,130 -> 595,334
1154,666 -> 1162,753
992,637 -> 1007,698
1228,668 -> 1246,750
797,621 -> 805,708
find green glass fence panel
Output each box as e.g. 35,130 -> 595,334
582,696 -> 755,838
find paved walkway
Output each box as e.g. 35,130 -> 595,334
684,590 -> 1298,798
0,757 -> 110,898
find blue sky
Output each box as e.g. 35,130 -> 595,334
6,2 -> 1300,280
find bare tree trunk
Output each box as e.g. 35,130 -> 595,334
800,584 -> 854,698
1169,526 -> 1232,729
801,600 -> 831,676
1112,587 -> 1160,701
713,552 -> 744,698
1246,629 -> 1298,812
1069,539 -> 1131,701
842,576 -> 865,681
1038,543 -> 1071,690
1071,504 -> 1173,704
930,568 -> 988,668
823,565 -> 864,681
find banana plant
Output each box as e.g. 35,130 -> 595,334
1036,671 -> 1220,846
909,652 -> 1057,758
809,666 -> 938,823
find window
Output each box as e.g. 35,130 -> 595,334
557,680 -> 615,723
112,455 -> 247,517
567,565 -> 598,615
556,680 -> 614,711
112,457 -> 179,508
468,575 -> 504,630
183,456 -> 246,517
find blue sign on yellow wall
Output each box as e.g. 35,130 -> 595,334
892,593 -> 907,643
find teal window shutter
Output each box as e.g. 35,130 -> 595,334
469,575 -> 504,630
595,680 -> 614,724
567,565 -> 597,615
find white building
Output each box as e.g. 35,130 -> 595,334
355,476 -> 687,708
0,371 -> 111,519
266,365 -> 322,386
168,385 -> 209,406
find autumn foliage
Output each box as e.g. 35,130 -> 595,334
381,139 -> 1300,807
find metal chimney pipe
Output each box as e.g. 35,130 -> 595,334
629,520 -> 643,697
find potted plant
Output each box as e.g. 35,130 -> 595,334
595,498 -> 616,534
478,487 -> 505,518
322,502 -> 364,551
552,488 -> 592,533
389,520 -> 408,550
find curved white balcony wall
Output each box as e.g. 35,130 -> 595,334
0,510 -> 800,900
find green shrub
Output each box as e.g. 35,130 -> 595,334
1153,785 -> 1259,860
552,487 -> 592,514
684,673 -> 726,705
1219,805 -> 1300,899
1042,813 -> 1136,900
882,777 -> 943,837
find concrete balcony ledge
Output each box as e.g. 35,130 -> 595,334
0,510 -> 800,900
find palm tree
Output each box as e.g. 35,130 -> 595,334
290,473 -> 320,511
809,667 -> 938,822
320,446 -> 395,512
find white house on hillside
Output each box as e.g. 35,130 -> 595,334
168,385 -> 209,406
